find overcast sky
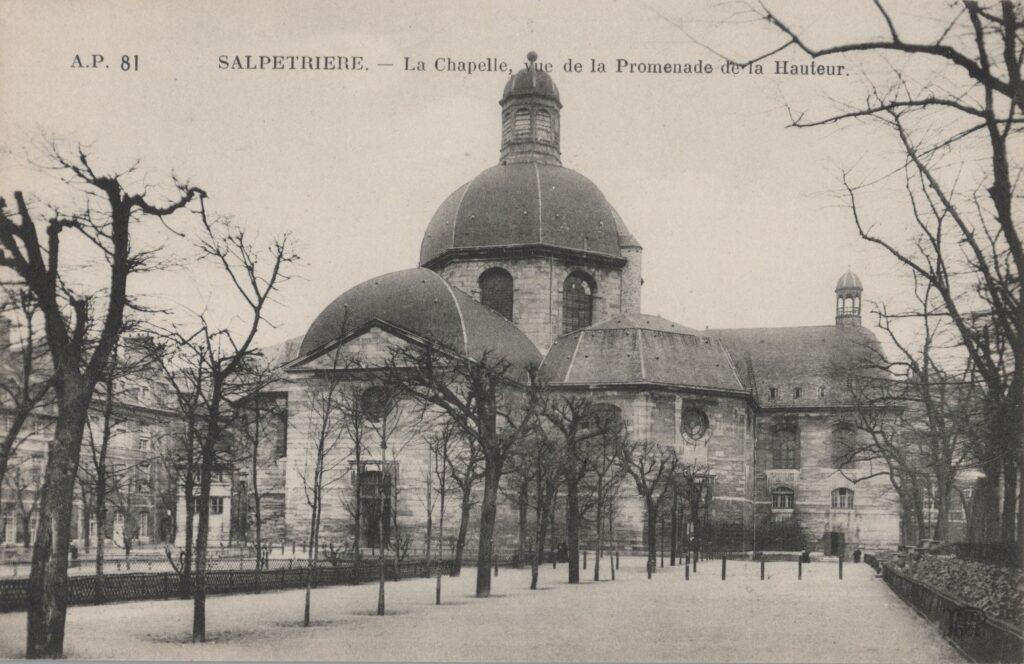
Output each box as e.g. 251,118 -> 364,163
0,0 -> 959,348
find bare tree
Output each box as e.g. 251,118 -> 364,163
156,203 -> 295,643
299,353 -> 350,626
694,0 -> 1022,542
390,342 -> 539,598
0,148 -> 202,657
526,422 -> 562,590
234,393 -> 286,570
616,437 -> 680,576
542,394 -> 612,584
835,277 -> 980,543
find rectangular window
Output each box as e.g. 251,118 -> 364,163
768,387 -> 777,401
793,387 -> 802,399
136,434 -> 151,451
210,497 -> 224,515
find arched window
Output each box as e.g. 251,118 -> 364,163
773,426 -> 800,469
535,109 -> 554,143
832,425 -> 856,469
513,109 -> 531,140
478,267 -> 513,320
772,486 -> 795,509
562,272 -> 595,333
501,109 -> 515,144
585,403 -> 623,435
360,385 -> 390,422
832,488 -> 855,509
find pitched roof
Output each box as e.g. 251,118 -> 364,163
708,325 -> 884,407
541,314 -> 746,393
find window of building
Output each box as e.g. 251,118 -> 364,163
478,267 -> 514,320
562,272 -> 595,333
680,408 -> 710,440
210,497 -> 224,515
772,486 -> 795,510
793,387 -> 802,399
818,386 -> 826,398
831,488 -> 854,509
535,109 -> 554,143
358,466 -> 392,549
773,427 -> 800,469
513,108 -> 531,140
360,385 -> 390,422
832,425 -> 856,469
501,108 -> 515,144
768,387 -> 778,401
136,433 -> 151,452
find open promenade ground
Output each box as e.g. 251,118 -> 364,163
0,557 -> 960,662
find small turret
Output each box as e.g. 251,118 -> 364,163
835,270 -> 863,327
499,52 -> 562,166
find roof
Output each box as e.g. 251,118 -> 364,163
502,53 -> 560,105
708,325 -> 884,407
297,268 -> 541,370
419,163 -> 637,267
835,270 -> 863,292
540,314 -> 747,393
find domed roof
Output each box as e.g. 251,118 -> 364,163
540,314 -> 747,393
502,52 -> 560,105
835,270 -> 863,292
420,163 -> 636,266
298,268 -> 541,370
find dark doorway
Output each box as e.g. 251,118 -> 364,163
825,531 -> 846,556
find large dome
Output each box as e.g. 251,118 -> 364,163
298,268 -> 541,370
419,163 -> 637,267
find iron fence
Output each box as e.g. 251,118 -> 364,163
881,563 -> 1023,663
0,557 -> 462,613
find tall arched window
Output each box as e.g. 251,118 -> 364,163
501,109 -> 515,144
832,425 -> 856,469
535,109 -> 554,143
513,109 -> 531,140
831,488 -> 855,509
773,426 -> 800,469
478,267 -> 513,320
562,272 -> 595,333
772,486 -> 795,509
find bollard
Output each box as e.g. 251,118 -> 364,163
760,559 -> 765,580
583,550 -> 587,570
721,556 -> 726,580
693,552 -> 698,573
839,556 -> 843,580
494,557 -> 499,577
798,558 -> 802,580
435,575 -> 441,605
685,556 -> 690,581
647,558 -> 653,579
616,552 -> 620,570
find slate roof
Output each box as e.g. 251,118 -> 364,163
540,314 -> 747,393
708,325 -> 884,407
297,268 -> 541,371
502,60 -> 561,104
419,163 -> 637,267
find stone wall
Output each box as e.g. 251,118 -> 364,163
438,256 -> 623,355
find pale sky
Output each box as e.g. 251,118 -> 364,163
0,0 -> 963,348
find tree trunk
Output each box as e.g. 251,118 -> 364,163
377,474 -> 385,616
453,481 -> 472,576
94,488 -> 106,603
1001,459 -> 1018,542
304,487 -> 321,626
353,442 -> 361,561
192,442 -> 214,643
531,497 -> 549,590
646,499 -> 658,573
566,479 -> 580,584
25,402 -> 88,659
516,479 -> 528,568
475,463 -> 501,598
670,489 -> 679,566
594,485 -> 603,582
180,469 -> 195,598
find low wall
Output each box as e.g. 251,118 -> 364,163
881,563 -> 1023,663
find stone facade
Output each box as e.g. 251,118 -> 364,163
439,256 -> 625,355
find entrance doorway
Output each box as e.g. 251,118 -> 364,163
825,531 -> 846,556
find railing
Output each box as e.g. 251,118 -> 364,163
881,563 -> 1023,663
0,558 -> 458,613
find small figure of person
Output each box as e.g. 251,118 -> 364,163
853,548 -> 862,563
800,548 -> 810,564
69,543 -> 79,567
557,542 -> 568,563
